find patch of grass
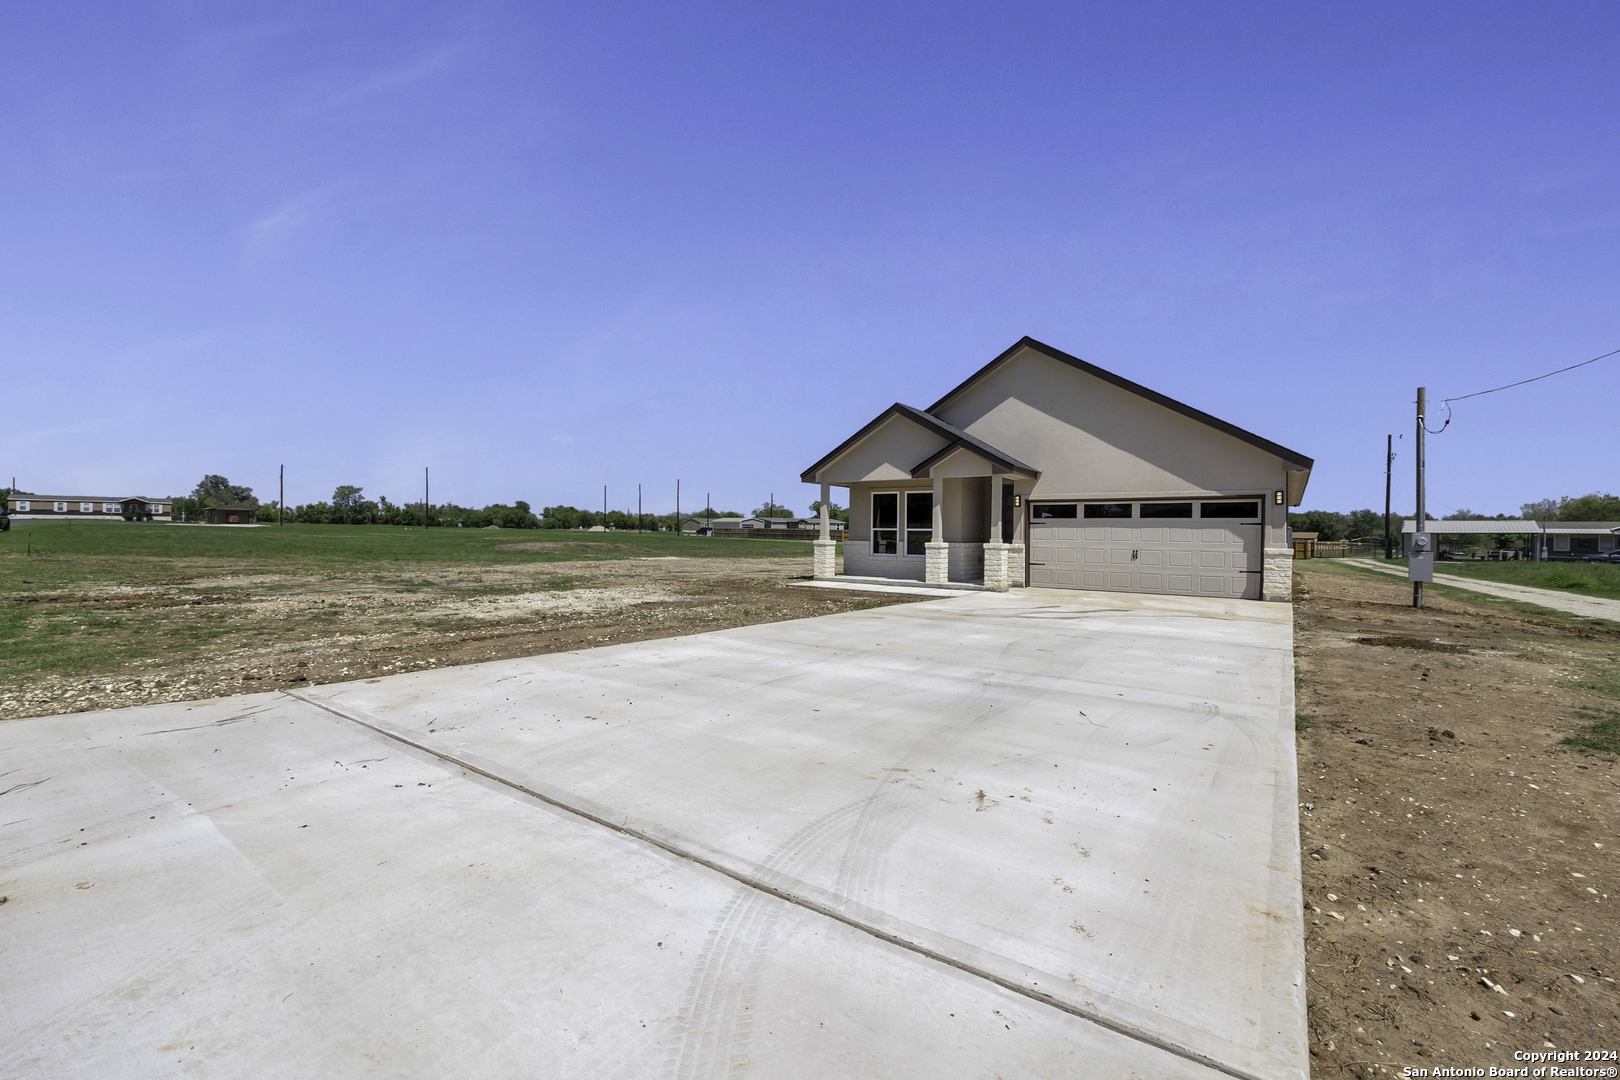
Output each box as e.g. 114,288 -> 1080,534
1562,709 -> 1620,756
1427,559 -> 1620,601
1295,712 -> 1314,733
1564,664 -> 1620,756
1297,557 -> 1620,631
0,521 -> 814,590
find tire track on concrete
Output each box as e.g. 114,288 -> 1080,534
666,799 -> 867,1080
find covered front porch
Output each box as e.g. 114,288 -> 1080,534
801,405 -> 1039,591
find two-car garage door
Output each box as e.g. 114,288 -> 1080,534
1028,501 -> 1262,599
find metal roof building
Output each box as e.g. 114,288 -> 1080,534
1399,518 -> 1619,560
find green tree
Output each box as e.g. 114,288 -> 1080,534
808,500 -> 848,522
191,474 -> 258,508
332,485 -> 364,524
754,500 -> 794,518
1558,492 -> 1620,521
1287,510 -> 1349,541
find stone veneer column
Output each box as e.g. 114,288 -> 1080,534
1262,547 -> 1293,602
982,542 -> 1010,591
1007,544 -> 1026,587
924,541 -> 950,584
813,540 -> 837,580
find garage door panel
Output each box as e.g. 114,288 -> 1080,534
1032,515 -> 1260,600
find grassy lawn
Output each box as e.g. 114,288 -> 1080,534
0,522 -> 834,690
0,520 -> 819,588
1423,558 -> 1620,601
1294,556 -> 1620,627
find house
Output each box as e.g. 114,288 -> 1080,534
203,504 -> 258,525
800,337 -> 1312,599
678,515 -> 745,533
1400,519 -> 1619,560
736,516 -> 803,530
6,493 -> 174,521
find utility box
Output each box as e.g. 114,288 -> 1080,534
1408,532 -> 1433,582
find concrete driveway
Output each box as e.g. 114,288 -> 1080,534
0,588 -> 1305,1080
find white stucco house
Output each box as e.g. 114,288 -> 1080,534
800,337 -> 1313,601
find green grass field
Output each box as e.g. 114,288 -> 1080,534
0,521 -> 833,693
1423,558 -> 1620,601
0,520 -> 818,589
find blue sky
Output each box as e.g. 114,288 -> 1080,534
3,2 -> 1616,517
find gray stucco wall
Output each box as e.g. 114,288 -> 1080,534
932,346 -> 1296,550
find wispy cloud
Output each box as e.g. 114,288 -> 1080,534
241,189 -> 334,264
327,46 -> 465,107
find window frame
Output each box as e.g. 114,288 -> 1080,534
904,491 -> 933,556
1139,502 -> 1194,519
54,501 -> 66,513
1030,503 -> 1078,520
16,501 -> 29,512
871,492 -> 900,555
1082,502 -> 1134,519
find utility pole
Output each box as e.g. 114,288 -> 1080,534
1410,388 -> 1432,607
638,483 -> 642,532
424,467 -> 430,529
279,465 -> 285,527
676,479 -> 680,534
706,493 -> 711,530
1383,436 -> 1393,558
603,485 -> 607,529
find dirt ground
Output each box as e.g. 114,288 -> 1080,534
0,556 -> 919,719
1293,562 -> 1620,1077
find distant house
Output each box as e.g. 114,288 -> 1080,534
1400,519 -> 1619,560
736,516 -> 804,530
6,493 -> 174,521
203,505 -> 257,525
678,515 -> 744,533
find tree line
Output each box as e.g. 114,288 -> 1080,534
170,475 -> 840,530
1288,491 -> 1620,542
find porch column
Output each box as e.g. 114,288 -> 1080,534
983,473 -> 1010,591
812,480 -> 836,580
925,475 -> 949,584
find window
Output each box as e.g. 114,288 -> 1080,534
15,501 -> 28,512
1139,502 -> 1193,518
54,501 -> 66,512
1031,504 -> 1078,519
872,493 -> 899,554
103,503 -> 116,513
81,502 -> 94,513
1083,503 -> 1133,518
1200,501 -> 1260,519
905,491 -> 932,555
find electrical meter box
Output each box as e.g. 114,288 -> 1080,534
1408,532 -> 1434,583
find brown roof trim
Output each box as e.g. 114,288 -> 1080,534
926,337 -> 1315,470
800,403 -> 1037,483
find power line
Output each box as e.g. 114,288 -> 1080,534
1424,344 -> 1620,434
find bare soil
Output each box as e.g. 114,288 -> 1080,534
0,556 -> 919,719
1294,563 -> 1620,1076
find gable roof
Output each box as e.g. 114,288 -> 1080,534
799,402 -> 1037,483
927,337 -> 1314,470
